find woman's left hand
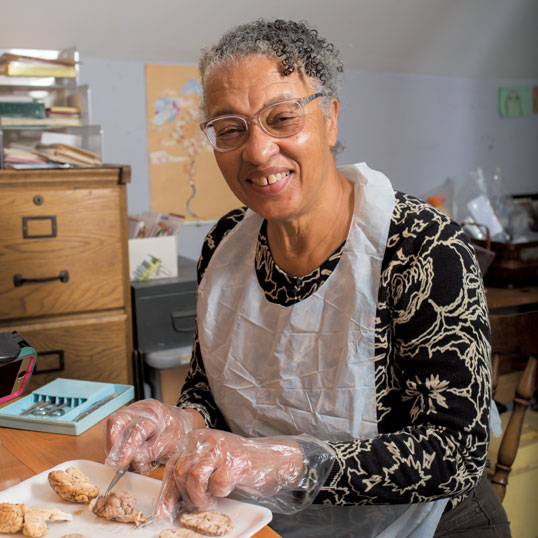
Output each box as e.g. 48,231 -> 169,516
155,429 -> 305,520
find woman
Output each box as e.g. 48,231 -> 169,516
106,19 -> 510,537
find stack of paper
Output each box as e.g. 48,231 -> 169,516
3,141 -> 102,169
3,145 -> 47,165
35,143 -> 102,166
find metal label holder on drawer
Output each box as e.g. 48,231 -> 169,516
0,378 -> 134,435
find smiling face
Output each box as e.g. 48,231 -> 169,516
203,55 -> 339,224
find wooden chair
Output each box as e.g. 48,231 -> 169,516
489,309 -> 538,501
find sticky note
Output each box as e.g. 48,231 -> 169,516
498,87 -> 531,117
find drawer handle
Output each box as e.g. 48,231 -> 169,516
13,270 -> 69,287
171,310 -> 196,333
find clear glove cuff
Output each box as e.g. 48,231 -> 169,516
234,434 -> 336,515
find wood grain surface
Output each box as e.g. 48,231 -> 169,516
2,311 -> 130,391
0,185 -> 124,319
486,285 -> 538,312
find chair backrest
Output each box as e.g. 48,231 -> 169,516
489,309 -> 538,501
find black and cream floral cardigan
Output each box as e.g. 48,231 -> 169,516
177,191 -> 491,510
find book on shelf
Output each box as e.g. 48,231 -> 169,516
46,106 -> 80,120
47,106 -> 80,113
47,105 -> 79,115
0,52 -> 77,78
0,116 -> 82,127
0,101 -> 46,118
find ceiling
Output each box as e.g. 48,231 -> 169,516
1,0 -> 537,80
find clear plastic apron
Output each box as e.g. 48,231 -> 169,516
198,163 -> 448,537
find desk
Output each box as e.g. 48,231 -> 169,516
486,284 -> 538,313
485,285 -> 538,402
0,418 -> 280,538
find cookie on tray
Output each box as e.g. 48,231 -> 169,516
0,503 -> 26,534
89,490 -> 146,526
48,466 -> 99,503
179,510 -> 234,536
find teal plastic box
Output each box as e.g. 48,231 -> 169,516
0,378 -> 134,435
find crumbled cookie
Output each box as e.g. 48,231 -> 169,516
21,508 -> 49,538
0,503 -> 26,534
0,503 -> 71,537
89,490 -> 146,526
179,510 -> 234,536
30,506 -> 73,523
160,529 -> 204,538
48,466 -> 99,503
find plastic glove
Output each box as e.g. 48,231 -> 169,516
104,398 -> 194,475
155,429 -> 335,520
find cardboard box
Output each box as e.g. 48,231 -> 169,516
128,235 -> 178,281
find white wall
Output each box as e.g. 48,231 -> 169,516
80,60 -> 538,260
338,71 -> 538,197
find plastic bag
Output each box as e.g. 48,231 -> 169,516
455,166 -> 538,244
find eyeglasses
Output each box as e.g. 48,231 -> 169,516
200,92 -> 324,152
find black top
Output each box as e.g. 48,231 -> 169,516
178,191 -> 491,510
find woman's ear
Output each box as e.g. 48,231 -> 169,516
326,98 -> 339,148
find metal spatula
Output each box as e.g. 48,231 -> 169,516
103,464 -> 130,497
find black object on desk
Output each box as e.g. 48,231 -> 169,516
131,256 -> 198,400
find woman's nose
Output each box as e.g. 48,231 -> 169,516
240,122 -> 279,164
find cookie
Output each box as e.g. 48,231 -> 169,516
48,466 -> 99,503
90,491 -> 146,526
0,503 -> 26,534
179,510 -> 234,536
160,529 -> 204,538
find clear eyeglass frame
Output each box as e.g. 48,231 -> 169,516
200,92 -> 324,152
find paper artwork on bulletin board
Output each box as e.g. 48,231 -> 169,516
145,64 -> 240,222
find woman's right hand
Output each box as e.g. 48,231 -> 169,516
104,398 -> 195,475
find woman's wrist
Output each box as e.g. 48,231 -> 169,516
180,407 -> 207,430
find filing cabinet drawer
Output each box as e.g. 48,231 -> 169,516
131,256 -> 198,352
134,289 -> 197,351
0,185 -> 124,320
2,311 -> 130,393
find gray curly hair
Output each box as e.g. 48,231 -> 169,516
198,18 -> 344,120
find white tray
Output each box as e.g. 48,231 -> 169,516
0,459 -> 272,538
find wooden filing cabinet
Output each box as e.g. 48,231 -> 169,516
0,165 -> 133,391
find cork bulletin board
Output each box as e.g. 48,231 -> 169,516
145,64 -> 240,222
